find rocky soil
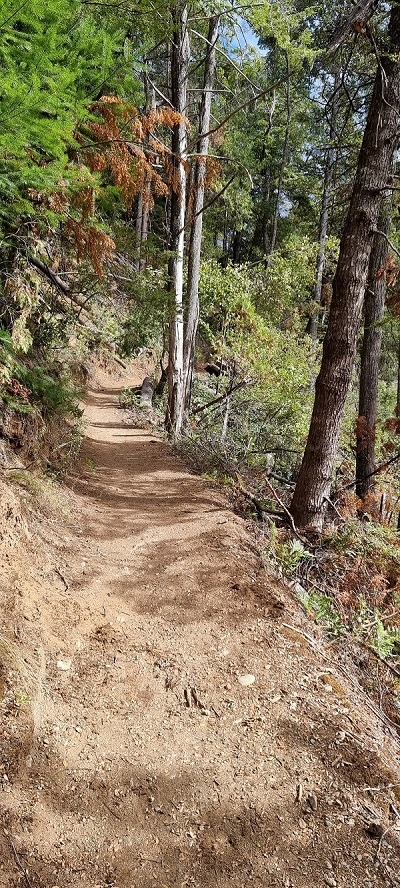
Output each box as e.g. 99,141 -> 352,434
0,366 -> 399,887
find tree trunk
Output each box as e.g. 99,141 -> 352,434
265,52 -> 290,267
221,394 -> 230,444
166,3 -> 190,436
136,77 -> 156,271
182,14 -> 219,418
262,168 -> 271,255
356,205 -> 392,499
290,3 -> 400,529
309,71 -> 340,351
396,337 -> 400,418
140,376 -> 154,407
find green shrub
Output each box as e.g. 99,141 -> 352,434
119,387 -> 141,408
296,587 -> 344,637
16,366 -> 82,416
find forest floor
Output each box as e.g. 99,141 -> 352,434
0,364 -> 400,888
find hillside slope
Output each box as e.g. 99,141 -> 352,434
0,366 -> 399,888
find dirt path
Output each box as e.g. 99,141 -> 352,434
1,368 -> 400,887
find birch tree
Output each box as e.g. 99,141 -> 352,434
183,14 -> 219,417
166,2 -> 190,436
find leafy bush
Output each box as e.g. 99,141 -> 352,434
254,233 -> 322,330
278,518 -> 400,659
16,366 -> 82,416
119,387 -> 141,408
274,538 -> 313,576
296,587 -> 343,638
372,615 -> 400,658
119,267 -> 167,356
185,261 -> 313,477
0,328 -> 82,417
0,327 -> 84,471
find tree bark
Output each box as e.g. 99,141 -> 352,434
309,71 -> 340,351
136,77 -> 156,271
395,336 -> 400,420
182,14 -> 219,419
140,376 -> 154,407
166,2 -> 190,436
290,2 -> 400,529
356,205 -> 392,499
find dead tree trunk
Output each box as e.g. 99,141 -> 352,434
356,206 -> 392,499
166,2 -> 190,437
140,377 -> 154,407
290,2 -> 400,529
183,14 -> 219,419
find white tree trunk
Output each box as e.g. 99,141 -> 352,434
166,3 -> 190,436
183,14 -> 219,418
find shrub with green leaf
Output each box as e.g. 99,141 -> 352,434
188,260 -> 313,475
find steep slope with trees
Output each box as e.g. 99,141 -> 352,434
1,0 -> 400,878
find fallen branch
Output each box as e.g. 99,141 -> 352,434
192,378 -> 248,415
335,451 -> 400,495
324,494 -> 346,523
28,255 -> 127,370
282,624 -> 399,740
102,341 -> 127,370
28,253 -> 71,297
263,476 -> 309,544
235,481 -> 285,521
344,632 -> 400,680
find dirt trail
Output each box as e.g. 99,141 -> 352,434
1,368 -> 400,888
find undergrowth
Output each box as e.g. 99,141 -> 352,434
271,520 -> 400,660
0,328 -> 85,472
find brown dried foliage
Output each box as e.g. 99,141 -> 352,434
65,219 -> 115,278
78,97 -> 186,208
376,253 -> 398,287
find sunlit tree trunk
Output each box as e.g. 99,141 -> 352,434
356,206 -> 392,499
183,14 -> 219,418
290,2 -> 400,529
136,77 -> 156,271
166,3 -> 190,436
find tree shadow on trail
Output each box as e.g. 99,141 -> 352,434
2,720 -> 397,888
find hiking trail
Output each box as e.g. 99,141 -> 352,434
0,366 -> 399,888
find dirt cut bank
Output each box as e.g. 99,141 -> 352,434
0,365 -> 399,888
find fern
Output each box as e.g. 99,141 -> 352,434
297,588 -> 343,638
371,615 -> 400,659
